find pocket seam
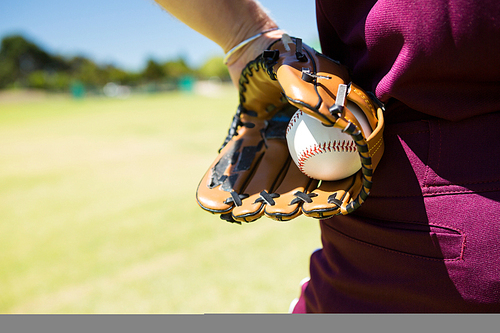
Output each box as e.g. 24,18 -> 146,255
324,221 -> 464,262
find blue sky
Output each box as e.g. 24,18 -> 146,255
0,0 -> 318,71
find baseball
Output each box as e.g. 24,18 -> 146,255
286,102 -> 372,181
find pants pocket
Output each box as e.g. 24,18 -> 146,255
322,215 -> 464,260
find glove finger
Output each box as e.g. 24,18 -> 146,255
270,36 -> 350,126
196,123 -> 267,215
264,162 -> 319,221
230,138 -> 290,223
301,172 -> 363,219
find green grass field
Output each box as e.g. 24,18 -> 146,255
0,87 -> 321,313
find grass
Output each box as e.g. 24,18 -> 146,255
0,87 -> 321,313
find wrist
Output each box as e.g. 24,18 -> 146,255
223,27 -> 281,65
226,28 -> 285,86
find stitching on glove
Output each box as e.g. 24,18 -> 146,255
327,192 -> 343,208
368,135 -> 384,156
292,191 -> 318,204
254,190 -> 279,205
224,191 -> 249,206
351,87 -> 375,114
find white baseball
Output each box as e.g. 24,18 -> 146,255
286,102 -> 372,181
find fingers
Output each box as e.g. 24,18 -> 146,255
270,36 -> 382,133
264,162 -> 318,221
276,64 -> 346,126
301,172 -> 364,219
230,138 -> 290,222
232,166 -> 366,222
270,36 -> 351,126
197,126 -> 367,222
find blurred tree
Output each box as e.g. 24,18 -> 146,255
0,35 -> 69,88
27,70 -> 71,91
142,58 -> 165,81
0,56 -> 16,88
163,57 -> 193,80
70,56 -> 107,87
104,65 -> 130,84
0,34 -> 238,92
197,56 -> 230,81
26,70 -> 46,89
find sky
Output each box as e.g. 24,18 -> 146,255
0,0 -> 319,71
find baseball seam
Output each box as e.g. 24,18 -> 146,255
286,109 -> 304,135
297,140 -> 357,175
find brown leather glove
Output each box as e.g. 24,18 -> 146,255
196,55 -> 318,223
196,35 -> 384,222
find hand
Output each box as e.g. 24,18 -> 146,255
196,35 -> 385,223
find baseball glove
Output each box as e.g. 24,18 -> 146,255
196,35 -> 384,223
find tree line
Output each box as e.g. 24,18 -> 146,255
0,34 -> 230,93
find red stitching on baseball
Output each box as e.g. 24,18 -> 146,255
286,109 -> 304,135
297,141 -> 357,173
